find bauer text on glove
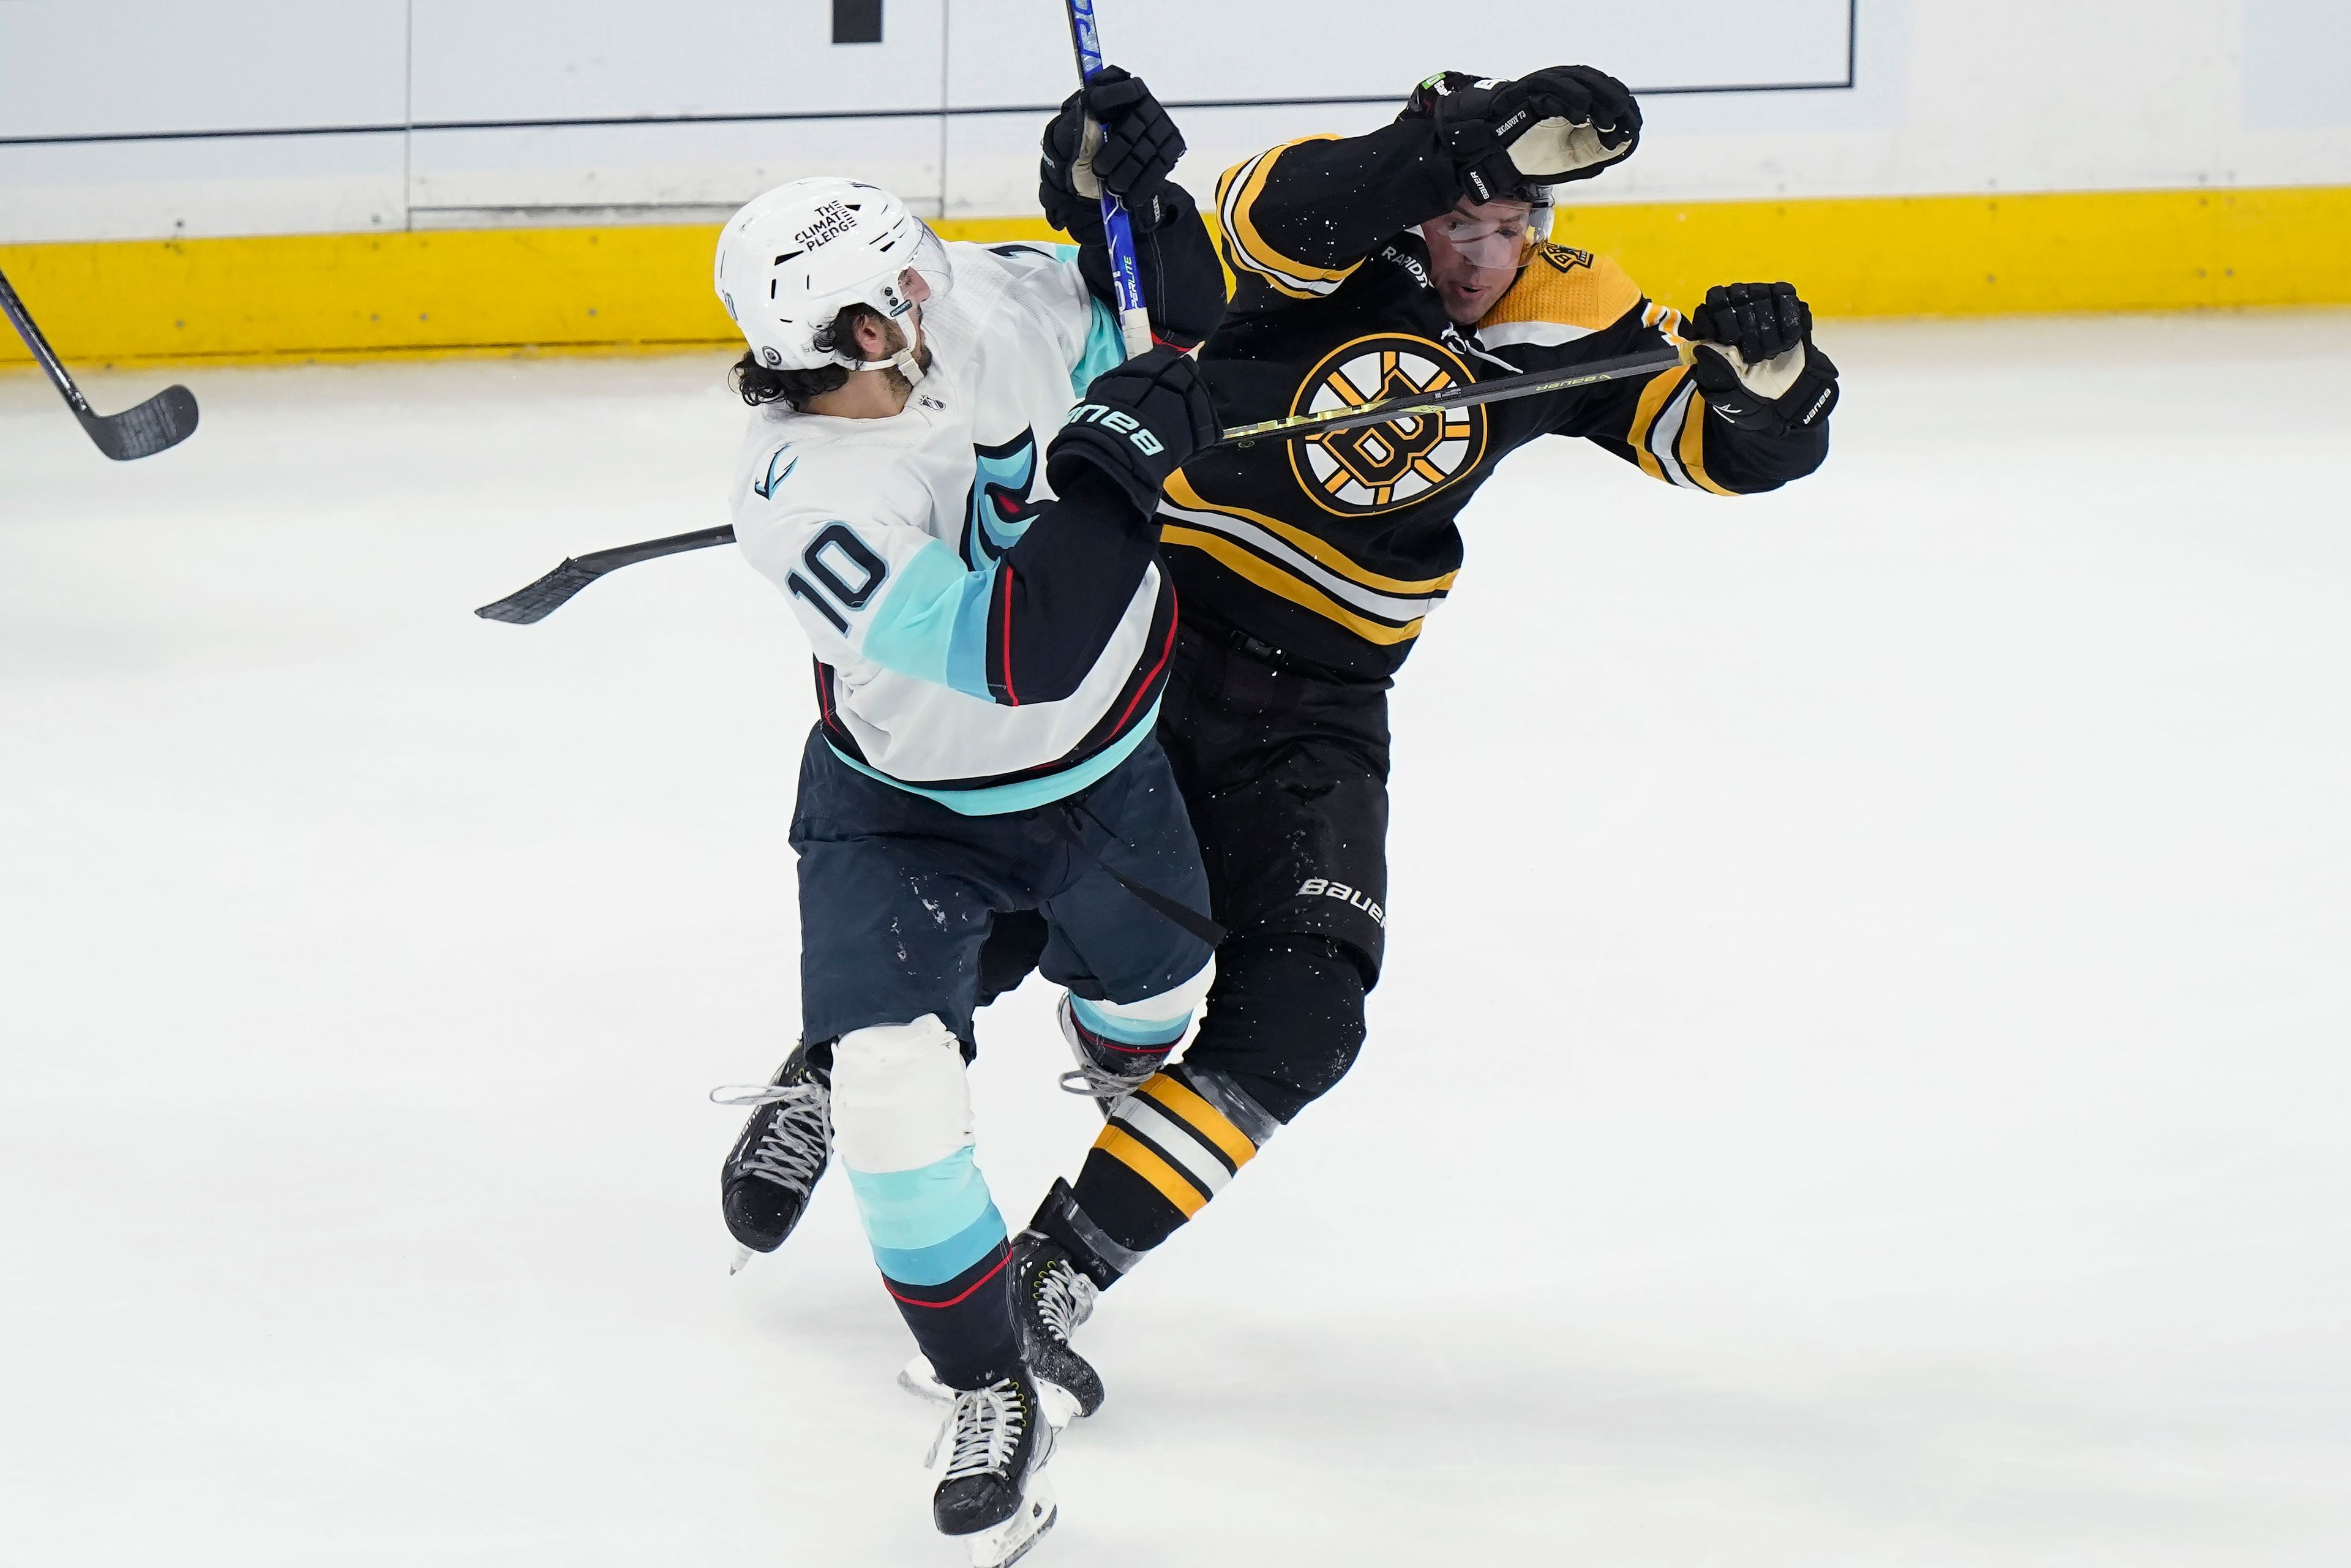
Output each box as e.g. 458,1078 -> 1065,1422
1399,66 -> 1641,204
1046,347 -> 1219,516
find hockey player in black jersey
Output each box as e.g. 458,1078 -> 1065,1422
1006,67 -> 1842,1395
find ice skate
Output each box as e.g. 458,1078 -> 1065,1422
900,1230 -> 1101,1420
929,1371 -> 1058,1567
710,1040 -> 830,1270
1054,993 -> 1175,1114
1009,1231 -> 1104,1417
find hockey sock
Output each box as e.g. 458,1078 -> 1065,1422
1036,1060 -> 1279,1285
1067,993 -> 1182,1070
1065,958 -> 1215,1077
831,1016 -> 1019,1389
1041,936 -> 1367,1283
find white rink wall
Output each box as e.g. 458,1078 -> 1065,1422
3,0 -> 2350,242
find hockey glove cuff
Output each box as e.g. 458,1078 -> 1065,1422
1040,66 -> 1187,233
1686,283 -> 1839,438
1046,347 -> 1218,516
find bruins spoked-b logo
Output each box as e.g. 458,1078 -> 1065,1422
1290,334 -> 1488,516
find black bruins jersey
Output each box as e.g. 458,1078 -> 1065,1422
1164,120 -> 1831,679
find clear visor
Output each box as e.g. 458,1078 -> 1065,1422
866,223 -> 956,326
1429,209 -> 1534,270
903,223 -> 954,309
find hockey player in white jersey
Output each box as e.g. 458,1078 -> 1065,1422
706,73 -> 1225,1567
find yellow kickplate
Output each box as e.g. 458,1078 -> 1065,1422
4,189 -> 2346,369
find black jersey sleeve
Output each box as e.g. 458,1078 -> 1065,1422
973,468 -> 1166,705
1479,244 -> 1829,495
1214,121 -> 1463,312
1067,181 -> 1229,350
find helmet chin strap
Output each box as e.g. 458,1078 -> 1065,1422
852,310 -> 928,386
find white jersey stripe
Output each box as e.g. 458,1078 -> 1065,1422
1476,320 -> 1600,351
1112,1097 -> 1235,1196
1220,151 -> 1346,298
1649,380 -> 1700,490
1158,502 -> 1443,624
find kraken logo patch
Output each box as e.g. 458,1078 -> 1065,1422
1289,334 -> 1488,516
962,428 -> 1040,568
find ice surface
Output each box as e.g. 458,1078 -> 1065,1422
4,315 -> 2349,1566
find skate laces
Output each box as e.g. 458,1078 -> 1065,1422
1057,996 -> 1168,1105
1057,1060 -> 1158,1101
708,1079 -> 830,1193
1030,1256 -> 1097,1345
926,1378 -> 1029,1480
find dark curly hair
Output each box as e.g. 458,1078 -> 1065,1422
730,302 -> 888,410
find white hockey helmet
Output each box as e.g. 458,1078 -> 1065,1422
713,176 -> 954,381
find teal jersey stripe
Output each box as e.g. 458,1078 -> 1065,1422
870,1204 -> 1008,1288
1070,992 -> 1192,1046
1072,294 -> 1129,395
845,1148 -> 996,1252
860,538 -> 997,699
946,561 -> 995,695
827,697 -> 1159,816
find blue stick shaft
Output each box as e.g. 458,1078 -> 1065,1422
1062,0 -> 1153,359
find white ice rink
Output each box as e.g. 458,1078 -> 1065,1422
6,315 -> 2349,1566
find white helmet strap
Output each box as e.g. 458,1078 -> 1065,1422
846,302 -> 927,386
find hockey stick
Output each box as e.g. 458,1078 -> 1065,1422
474,524 -> 738,625
0,265 -> 198,461
1062,0 -> 1154,359
473,342 -> 1693,623
1216,340 -> 1692,446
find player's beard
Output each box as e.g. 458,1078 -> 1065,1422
874,318 -> 934,395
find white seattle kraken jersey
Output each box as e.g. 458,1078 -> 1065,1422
729,240 -> 1152,812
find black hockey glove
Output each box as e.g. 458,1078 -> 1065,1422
1400,67 -> 1641,203
1685,282 -> 1841,438
1040,65 -> 1187,235
1046,346 -> 1219,515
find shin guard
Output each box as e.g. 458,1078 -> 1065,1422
831,1016 -> 1018,1389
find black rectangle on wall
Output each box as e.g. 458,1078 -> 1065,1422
832,0 -> 883,45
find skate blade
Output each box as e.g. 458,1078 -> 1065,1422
1033,1382 -> 1084,1431
729,1245 -> 756,1276
898,1354 -> 951,1405
964,1479 -> 1056,1568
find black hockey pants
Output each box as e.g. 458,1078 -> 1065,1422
1016,625 -> 1391,1278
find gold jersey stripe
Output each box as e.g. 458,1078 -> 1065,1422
1677,388 -> 1737,496
1161,526 -> 1427,646
1220,138 -> 1360,293
1161,510 -> 1445,620
1164,471 -> 1458,596
1095,1125 -> 1209,1216
1138,1075 -> 1259,1169
1213,151 -> 1318,300
1625,364 -> 1691,481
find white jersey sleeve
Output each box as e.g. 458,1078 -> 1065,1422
954,239 -> 1128,396
732,428 -> 1004,700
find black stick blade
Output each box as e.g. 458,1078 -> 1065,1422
475,559 -> 603,625
80,383 -> 199,461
